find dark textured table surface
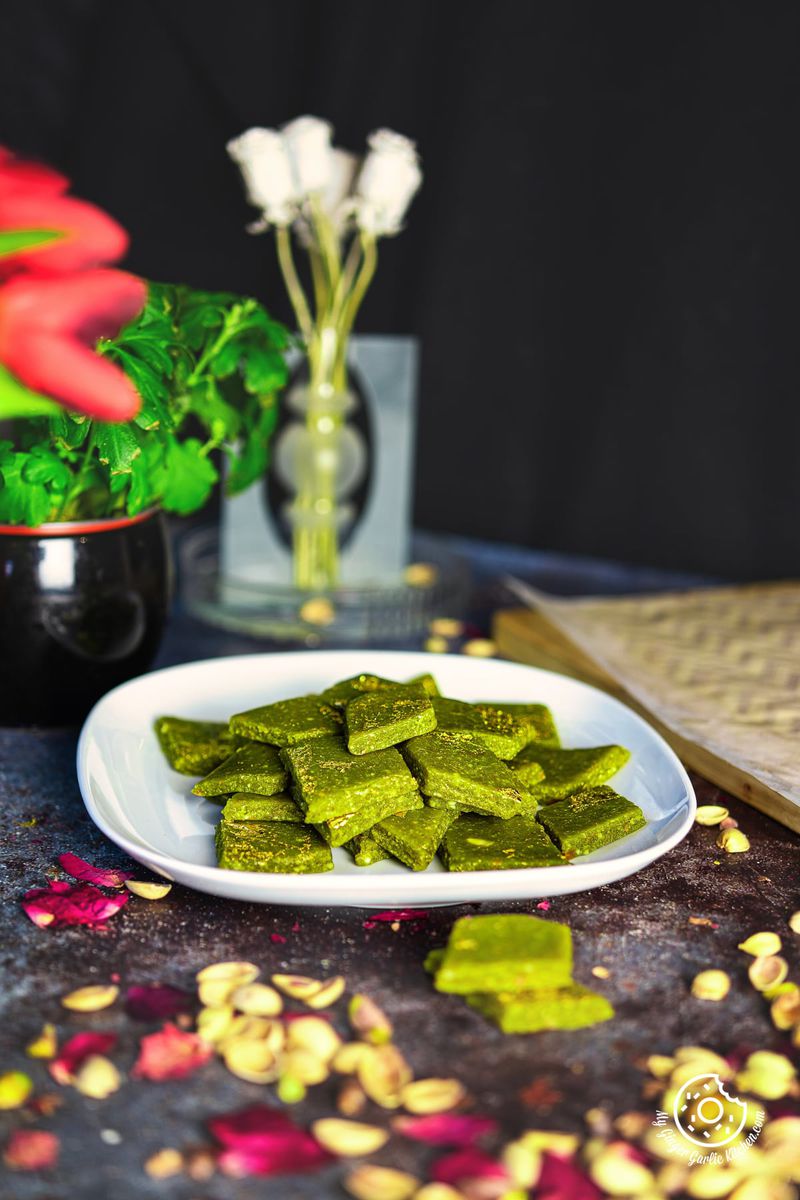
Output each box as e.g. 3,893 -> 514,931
1,536 -> 798,1200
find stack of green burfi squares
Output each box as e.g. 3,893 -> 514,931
427,913 -> 614,1033
155,669 -> 645,874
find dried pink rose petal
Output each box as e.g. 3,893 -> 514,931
432,1148 -> 509,1187
209,1104 -> 333,1177
49,1032 -> 118,1085
132,1023 -> 212,1081
393,1113 -> 497,1145
537,1151 -> 602,1200
125,984 -> 192,1022
4,1129 -> 60,1171
270,933 -> 287,944
22,880 -> 129,928
536,900 -> 552,911
369,910 -> 428,923
57,853 -> 132,889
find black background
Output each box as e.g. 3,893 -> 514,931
3,0 -> 799,579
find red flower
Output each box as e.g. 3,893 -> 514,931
21,878 -> 130,928
0,270 -> 146,420
131,1023 -> 212,1082
209,1105 -> 333,1178
0,148 -> 68,197
3,1129 -> 60,1171
0,190 -> 129,278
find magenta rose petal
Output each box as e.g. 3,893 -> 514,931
393,1113 -> 498,1146
22,880 -> 129,928
49,1031 -> 118,1084
57,853 -> 133,889
131,1023 -> 213,1081
537,1151 -> 603,1200
125,984 -> 192,1022
432,1148 -> 510,1187
209,1105 -> 333,1177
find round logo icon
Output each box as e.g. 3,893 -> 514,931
673,1073 -> 748,1148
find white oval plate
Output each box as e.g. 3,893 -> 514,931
77,650 -> 695,907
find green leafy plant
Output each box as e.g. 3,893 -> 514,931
0,282 -> 290,526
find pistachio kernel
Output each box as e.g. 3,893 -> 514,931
694,804 -> 730,826
429,618 -> 464,638
400,1077 -> 466,1114
61,984 -> 119,1012
349,994 -> 393,1044
286,1016 -> 342,1063
144,1148 -> 184,1179
72,1055 -> 121,1099
691,970 -> 731,1001
414,1187 -> 466,1200
770,986 -> 800,1030
25,1023 -> 57,1059
305,976 -> 346,1009
719,817 -> 739,830
229,983 -> 283,1017
223,1039 -> 278,1084
196,961 -> 259,1007
748,955 -> 789,992
404,562 -> 438,588
299,597 -> 336,627
463,638 -> 497,657
646,1054 -> 676,1078
424,636 -> 449,654
337,1078 -> 368,1116
357,1043 -> 413,1109
271,973 -> 326,1002
311,1118 -> 390,1157
344,1164 -> 420,1200
591,965 -> 611,979
738,932 -> 782,957
196,1005 -> 235,1044
333,1042 -> 371,1074
735,1051 -> 796,1100
716,828 -> 750,852
0,1071 -> 34,1110
124,881 -> 172,899
788,911 -> 800,934
283,1048 -> 330,1086
589,1146 -> 656,1196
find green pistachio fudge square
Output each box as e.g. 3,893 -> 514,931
439,814 -> 563,871
537,785 -> 646,858
467,984 -> 614,1034
477,703 -> 560,748
282,736 -> 418,823
433,914 -> 573,995
406,672 -> 440,697
401,732 -> 526,818
155,716 -> 234,775
372,806 -> 456,871
430,698 -> 527,759
230,695 -> 341,746
315,789 -> 423,848
192,741 -> 288,798
221,792 -> 303,822
345,830 -> 391,867
511,744 -> 631,799
321,674 -> 410,709
424,948 -> 445,975
345,690 -> 437,755
215,818 -> 333,874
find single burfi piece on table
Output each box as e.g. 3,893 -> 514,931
431,913 -> 573,995
222,792 -> 302,822
215,818 -> 333,873
321,674 -> 410,709
536,785 -> 646,858
315,789 -> 423,848
406,672 -> 440,697
282,736 -> 418,823
401,732 -> 527,818
155,716 -> 235,775
345,690 -> 437,755
477,702 -> 560,748
511,744 -> 630,799
430,698 -> 527,759
192,742 -> 288,797
439,814 -> 563,871
372,806 -> 456,871
345,830 -> 390,867
467,984 -> 614,1033
230,695 -> 340,746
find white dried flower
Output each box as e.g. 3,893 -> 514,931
354,128 -> 422,236
282,115 -> 334,194
227,127 -> 297,226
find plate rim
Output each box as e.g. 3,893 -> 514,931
76,649 -> 697,899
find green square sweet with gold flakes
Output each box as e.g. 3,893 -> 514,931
215,818 -> 333,873
536,784 -> 646,858
282,735 -> 418,823
192,741 -> 288,798
401,731 -> 527,818
476,702 -> 560,748
229,695 -> 341,746
431,913 -> 573,995
372,806 -> 456,871
221,792 -> 303,822
345,690 -> 436,755
439,814 -> 563,871
314,789 -> 423,848
511,744 -> 630,799
467,984 -> 614,1033
155,716 -> 235,776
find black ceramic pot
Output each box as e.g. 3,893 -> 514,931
0,509 -> 172,726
